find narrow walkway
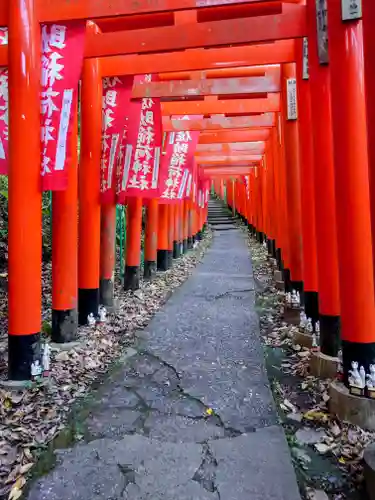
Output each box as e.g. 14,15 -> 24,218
28,207 -> 301,500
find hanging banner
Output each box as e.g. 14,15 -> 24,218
41,22 -> 86,190
101,76 -> 133,204
159,115 -> 201,203
118,74 -> 163,199
0,28 -> 8,176
244,175 -> 250,199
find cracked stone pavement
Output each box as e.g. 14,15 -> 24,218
27,224 -> 301,500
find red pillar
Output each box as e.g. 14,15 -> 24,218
100,203 -> 116,306
157,203 -> 169,270
52,105 -> 78,342
8,0 -> 42,379
144,198 -> 158,279
168,204 -> 175,266
124,197 -> 142,290
327,0 -> 375,380
78,24 -> 102,325
295,38 -> 319,322
173,202 -> 182,258
281,62 -> 303,294
308,0 -> 340,356
363,1 -> 375,290
182,200 -> 189,253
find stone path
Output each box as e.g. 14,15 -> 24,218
27,210 -> 301,500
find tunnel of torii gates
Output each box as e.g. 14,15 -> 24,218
0,0 -> 374,395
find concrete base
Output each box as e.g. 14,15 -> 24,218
49,341 -> 83,352
274,270 -> 283,282
275,280 -> 285,291
293,330 -> 313,349
329,381 -> 375,431
0,379 -> 31,389
282,307 -> 301,325
364,443 -> 375,500
310,351 -> 338,379
105,298 -> 120,314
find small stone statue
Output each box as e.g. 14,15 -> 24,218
360,365 -> 367,388
299,311 -> 307,329
98,305 -> 107,323
286,292 -> 292,305
42,343 -> 51,377
349,361 -> 366,395
31,360 -> 42,380
315,321 -> 320,335
306,318 -> 313,334
311,332 -> 319,352
366,365 -> 375,397
291,290 -> 299,308
87,313 -> 96,327
368,365 -> 375,386
336,349 -> 344,381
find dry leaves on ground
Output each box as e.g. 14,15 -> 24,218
0,231 -> 213,499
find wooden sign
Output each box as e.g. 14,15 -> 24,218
316,0 -> 329,65
286,78 -> 297,120
302,37 -> 309,80
341,0 -> 362,20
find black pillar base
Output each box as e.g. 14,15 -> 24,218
124,265 -> 140,291
173,241 -> 181,259
183,239 -> 188,254
52,309 -> 78,343
304,291 -> 319,323
342,340 -> 375,386
8,333 -> 41,381
266,239 -> 272,255
157,249 -> 169,271
99,278 -> 114,307
257,231 -> 264,244
144,260 -> 157,280
276,248 -> 282,269
270,239 -> 277,258
187,236 -> 193,249
197,231 -> 203,241
168,250 -> 173,268
78,288 -> 99,326
290,280 -> 304,306
319,314 -> 341,358
283,268 -> 292,293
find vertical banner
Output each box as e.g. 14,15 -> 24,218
159,115 -> 201,203
244,175 -> 250,199
41,22 -> 86,191
118,74 -> 163,199
101,76 -> 133,204
0,28 -> 8,175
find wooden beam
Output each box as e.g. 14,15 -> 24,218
132,75 -> 280,98
100,40 -> 295,77
199,129 -> 271,143
158,65 -> 280,81
196,142 -> 266,153
163,114 -> 275,131
0,0 -> 301,25
197,155 -> 263,163
161,94 -> 280,115
86,5 -> 307,58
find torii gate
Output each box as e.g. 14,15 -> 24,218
4,0 -> 375,400
1,0 -> 304,381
